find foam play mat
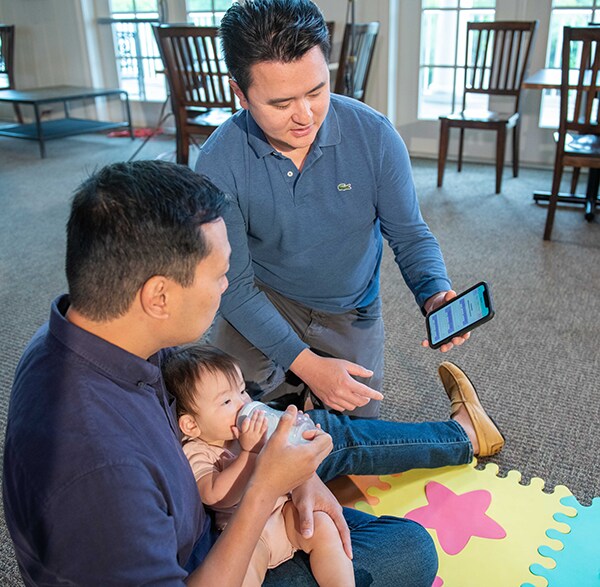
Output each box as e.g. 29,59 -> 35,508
327,461 -> 600,587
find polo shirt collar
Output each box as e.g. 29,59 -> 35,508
49,295 -> 162,387
246,97 -> 342,159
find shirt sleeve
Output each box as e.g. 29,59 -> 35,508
375,118 -> 452,309
196,139 -> 309,370
43,464 -> 188,586
183,439 -> 236,482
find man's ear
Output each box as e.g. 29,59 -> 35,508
179,414 -> 201,438
139,275 -> 171,320
230,79 -> 249,110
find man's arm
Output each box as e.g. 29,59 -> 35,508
374,117 -> 471,354
376,122 -> 452,308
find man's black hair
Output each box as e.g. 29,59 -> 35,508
219,0 -> 330,95
66,159 -> 227,321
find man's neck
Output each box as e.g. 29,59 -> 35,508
267,139 -> 311,171
66,305 -> 160,360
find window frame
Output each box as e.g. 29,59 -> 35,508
418,0 -> 496,121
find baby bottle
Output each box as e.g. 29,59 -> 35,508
237,401 -> 318,445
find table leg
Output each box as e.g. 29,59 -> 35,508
33,103 -> 46,158
123,92 -> 134,140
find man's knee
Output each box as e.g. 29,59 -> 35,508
384,517 -> 438,586
352,516 -> 438,587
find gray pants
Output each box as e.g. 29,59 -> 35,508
209,286 -> 384,418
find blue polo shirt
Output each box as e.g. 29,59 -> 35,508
196,94 -> 451,370
2,296 -> 212,586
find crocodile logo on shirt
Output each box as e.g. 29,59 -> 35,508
337,183 -> 352,192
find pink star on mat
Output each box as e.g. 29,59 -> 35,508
405,481 -> 506,555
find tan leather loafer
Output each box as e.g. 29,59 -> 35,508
438,361 -> 505,457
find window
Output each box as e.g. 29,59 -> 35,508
187,0 -> 233,26
418,0 -> 496,120
108,0 -> 165,101
105,0 -> 234,102
540,0 -> 600,127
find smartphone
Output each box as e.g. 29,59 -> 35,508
426,281 -> 495,349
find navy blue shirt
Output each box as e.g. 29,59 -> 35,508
2,296 -> 211,586
196,94 -> 451,369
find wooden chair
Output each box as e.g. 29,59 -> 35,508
544,26 -> 600,240
153,24 -> 237,165
326,21 -> 335,45
0,24 -> 23,123
334,22 -> 380,102
437,21 -> 538,194
567,20 -> 600,196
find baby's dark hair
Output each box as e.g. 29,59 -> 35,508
162,344 -> 243,418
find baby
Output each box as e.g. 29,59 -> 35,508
162,344 -> 355,587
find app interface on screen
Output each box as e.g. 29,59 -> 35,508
429,285 -> 490,345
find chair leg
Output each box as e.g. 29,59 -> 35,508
457,128 -> 464,172
512,124 -> 519,178
437,119 -> 449,188
570,167 -> 580,194
544,160 -> 564,241
175,128 -> 189,166
495,127 -> 507,194
584,168 -> 599,222
182,131 -> 190,166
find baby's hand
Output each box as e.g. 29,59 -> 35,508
236,409 -> 267,453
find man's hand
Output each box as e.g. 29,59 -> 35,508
291,474 -> 352,559
421,290 -> 471,352
234,409 -> 267,453
252,406 -> 333,500
290,349 -> 383,412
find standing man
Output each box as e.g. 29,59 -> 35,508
196,0 -> 468,417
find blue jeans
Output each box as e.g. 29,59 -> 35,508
263,411 -> 472,586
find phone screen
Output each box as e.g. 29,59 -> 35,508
428,283 -> 492,346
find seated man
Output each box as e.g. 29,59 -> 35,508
3,160 -> 502,587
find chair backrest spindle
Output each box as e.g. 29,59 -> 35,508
462,21 -> 537,108
154,25 -> 237,112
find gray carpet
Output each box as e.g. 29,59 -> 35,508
1,132 -> 599,585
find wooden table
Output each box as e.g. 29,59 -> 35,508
523,68 -> 599,221
0,85 -> 133,157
